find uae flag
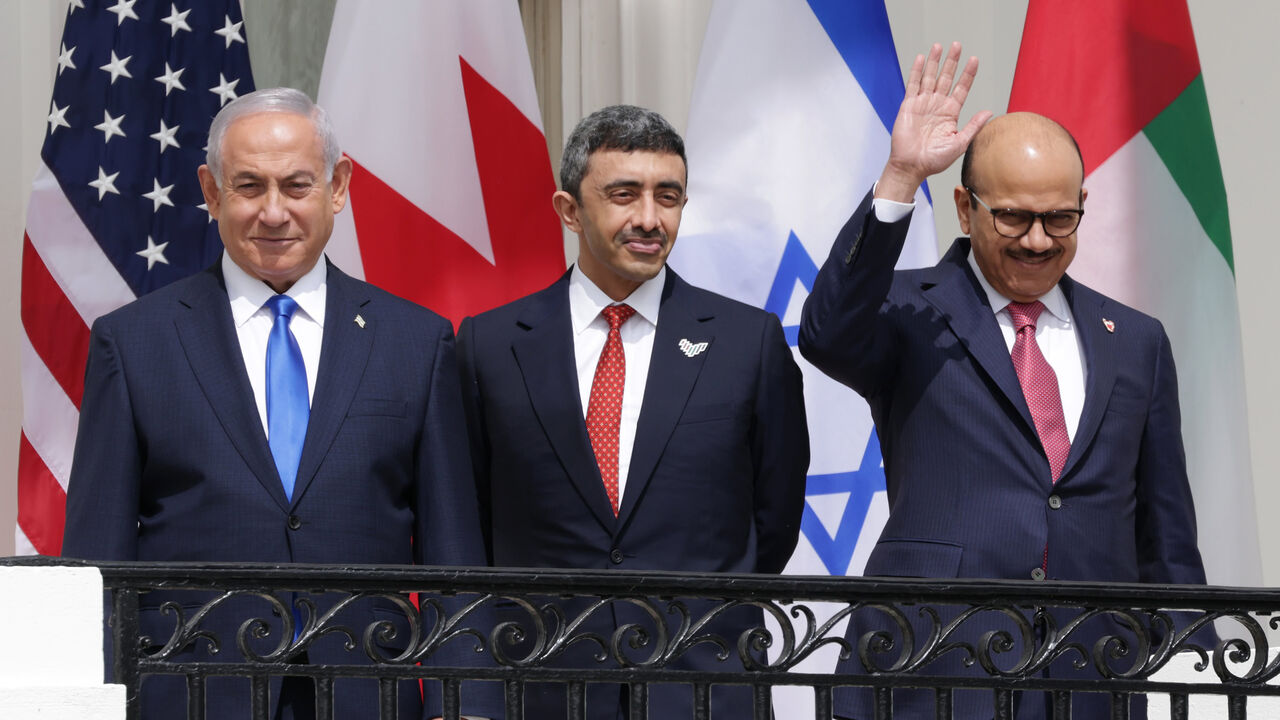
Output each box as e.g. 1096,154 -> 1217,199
1010,0 -> 1260,585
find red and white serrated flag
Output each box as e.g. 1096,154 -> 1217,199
317,0 -> 565,326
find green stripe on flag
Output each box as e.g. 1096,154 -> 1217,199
1143,75 -> 1234,273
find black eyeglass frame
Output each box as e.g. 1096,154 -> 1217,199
965,187 -> 1084,239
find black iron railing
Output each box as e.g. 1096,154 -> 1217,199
5,557 -> 1279,719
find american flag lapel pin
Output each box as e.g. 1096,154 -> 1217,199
354,314 -> 366,329
1102,318 -> 1115,333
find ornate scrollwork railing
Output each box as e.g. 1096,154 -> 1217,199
7,557 -> 1280,719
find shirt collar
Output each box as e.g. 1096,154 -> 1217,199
223,252 -> 328,328
965,245 -> 1071,323
568,264 -> 666,336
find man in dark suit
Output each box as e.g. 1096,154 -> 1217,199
799,44 -> 1207,719
61,88 -> 498,720
456,105 -> 809,718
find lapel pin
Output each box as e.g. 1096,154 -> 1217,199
354,314 -> 366,329
678,338 -> 709,358
1102,318 -> 1115,333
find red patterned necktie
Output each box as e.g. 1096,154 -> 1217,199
1007,301 -> 1071,482
586,304 -> 636,515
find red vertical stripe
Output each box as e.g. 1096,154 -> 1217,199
1008,0 -> 1201,174
17,433 -> 67,556
21,234 -> 91,409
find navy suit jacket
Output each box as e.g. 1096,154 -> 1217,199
457,268 -> 809,719
62,259 -> 499,719
799,193 -> 1206,719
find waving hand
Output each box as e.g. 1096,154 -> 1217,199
876,42 -> 992,202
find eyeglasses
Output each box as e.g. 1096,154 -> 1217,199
965,188 -> 1084,239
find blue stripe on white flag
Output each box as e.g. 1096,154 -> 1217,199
807,0 -> 930,202
806,0 -> 901,133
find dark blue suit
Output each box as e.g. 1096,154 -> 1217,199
799,194 -> 1207,719
62,260 -> 500,720
457,269 -> 809,719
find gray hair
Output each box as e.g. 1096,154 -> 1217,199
205,87 -> 342,182
559,105 -> 686,201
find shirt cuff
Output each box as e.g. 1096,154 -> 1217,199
871,196 -> 914,223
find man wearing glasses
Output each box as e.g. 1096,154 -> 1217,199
801,43 -> 1206,719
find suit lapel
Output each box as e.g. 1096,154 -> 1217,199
292,263 -> 374,505
1058,277 -> 1116,481
922,241 -> 1036,434
174,267 -> 291,511
618,272 -> 712,530
509,276 -> 619,533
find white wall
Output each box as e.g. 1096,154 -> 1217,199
3,0 -> 1277,586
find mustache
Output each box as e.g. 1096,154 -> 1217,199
1006,247 -> 1061,261
619,229 -> 667,243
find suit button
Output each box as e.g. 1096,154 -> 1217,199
288,515 -> 302,531
609,549 -> 624,565
1031,568 -> 1046,581
1048,495 -> 1062,510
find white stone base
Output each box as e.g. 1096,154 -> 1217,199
0,686 -> 125,720
0,565 -> 125,720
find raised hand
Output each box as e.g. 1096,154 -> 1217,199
876,42 -> 992,203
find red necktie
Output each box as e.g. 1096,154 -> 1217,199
1007,301 -> 1071,482
586,304 -> 635,515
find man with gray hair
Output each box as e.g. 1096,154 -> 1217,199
457,104 -> 810,718
62,88 -> 499,720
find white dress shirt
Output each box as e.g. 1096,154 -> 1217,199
569,264 -> 666,501
872,197 -> 1086,440
224,258 -> 489,720
966,252 -> 1086,440
222,253 -> 327,436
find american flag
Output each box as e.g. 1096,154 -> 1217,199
18,0 -> 254,555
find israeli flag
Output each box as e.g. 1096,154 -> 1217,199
672,1 -> 938,712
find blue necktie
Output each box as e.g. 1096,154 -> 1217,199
265,294 -> 309,501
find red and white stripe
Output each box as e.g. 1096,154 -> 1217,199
18,162 -> 136,555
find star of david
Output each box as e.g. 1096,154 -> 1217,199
763,231 -> 818,348
765,229 -> 887,575
800,430 -> 885,576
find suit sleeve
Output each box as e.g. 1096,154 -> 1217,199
413,320 -> 488,568
62,317 -> 141,561
414,319 -> 504,720
751,314 -> 810,574
1134,327 -> 1207,586
797,189 -> 914,397
455,317 -> 493,563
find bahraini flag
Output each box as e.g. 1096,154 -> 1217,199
317,0 -> 565,327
